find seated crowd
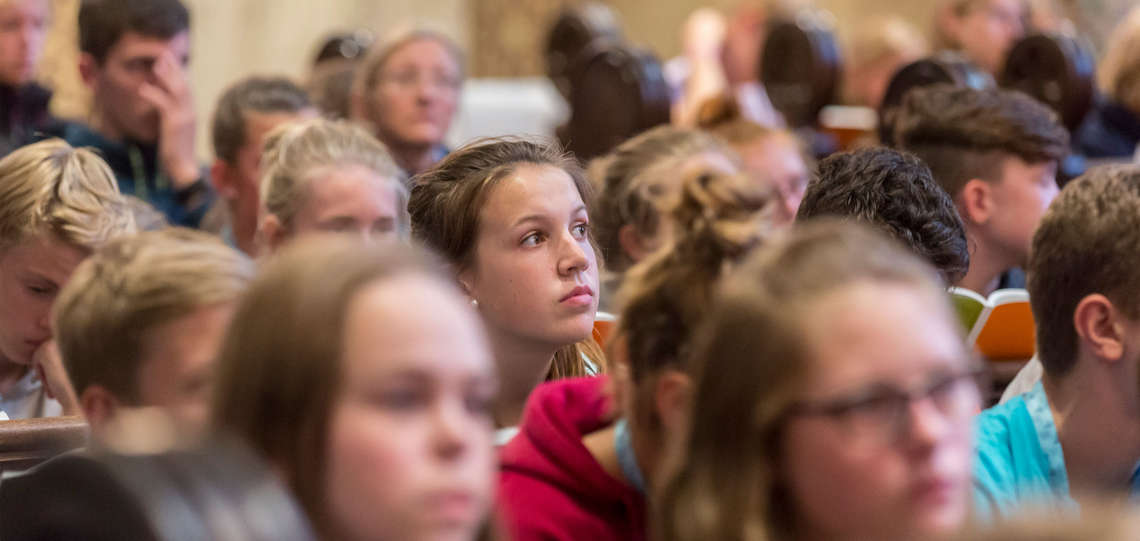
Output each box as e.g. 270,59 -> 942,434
4,0 -> 1140,539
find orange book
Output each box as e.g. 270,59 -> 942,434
950,288 -> 1036,361
593,311 -> 617,349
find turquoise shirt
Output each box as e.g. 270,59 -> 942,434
973,381 -> 1140,520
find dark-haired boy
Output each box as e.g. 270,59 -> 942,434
45,0 -> 209,227
894,85 -> 1069,296
796,146 -> 970,286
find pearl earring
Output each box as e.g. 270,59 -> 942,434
471,298 -> 479,308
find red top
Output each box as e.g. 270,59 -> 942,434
498,376 -> 646,541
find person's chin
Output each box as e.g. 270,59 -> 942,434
554,316 -> 597,344
910,493 -> 969,536
397,126 -> 444,147
3,343 -> 36,366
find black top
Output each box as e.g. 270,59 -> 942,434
0,82 -> 53,157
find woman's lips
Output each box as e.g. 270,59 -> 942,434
560,285 -> 595,307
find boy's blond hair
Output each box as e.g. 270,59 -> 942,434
0,138 -> 135,250
53,228 -> 255,401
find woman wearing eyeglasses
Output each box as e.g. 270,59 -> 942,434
656,221 -> 982,541
350,27 -> 464,177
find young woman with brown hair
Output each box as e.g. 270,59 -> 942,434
656,221 -> 981,541
409,137 -> 604,440
498,165 -> 771,541
212,236 -> 498,541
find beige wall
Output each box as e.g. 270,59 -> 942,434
43,0 -> 468,156
37,0 -> 1134,156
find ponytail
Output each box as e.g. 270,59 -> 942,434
616,165 -> 771,400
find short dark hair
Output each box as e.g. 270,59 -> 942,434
211,76 -> 313,163
893,85 -> 1069,198
1028,165 -> 1140,377
796,147 -> 969,285
79,0 -> 191,64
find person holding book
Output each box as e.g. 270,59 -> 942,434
893,85 -> 1069,296
796,147 -> 969,287
974,164 -> 1140,519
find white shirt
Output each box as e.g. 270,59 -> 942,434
0,369 -> 62,420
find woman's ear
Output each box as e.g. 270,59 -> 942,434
456,269 -> 474,299
654,370 -> 694,435
618,224 -> 651,264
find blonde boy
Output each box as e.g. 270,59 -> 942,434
53,228 -> 254,438
0,138 -> 134,419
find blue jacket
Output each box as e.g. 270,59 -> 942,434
40,121 -> 213,228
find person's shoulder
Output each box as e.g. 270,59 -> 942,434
498,471 -> 618,541
35,119 -> 100,146
1074,101 -> 1140,159
973,394 -> 1039,519
974,396 -> 1028,471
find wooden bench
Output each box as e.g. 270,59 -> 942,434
0,416 -> 88,473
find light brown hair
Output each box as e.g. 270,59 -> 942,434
1028,164 -> 1140,377
0,138 -> 135,250
655,221 -> 951,541
615,166 -> 771,439
211,236 -> 445,537
53,228 -> 255,400
591,125 -> 730,273
259,118 -> 408,237
409,136 -> 602,379
351,26 -> 465,99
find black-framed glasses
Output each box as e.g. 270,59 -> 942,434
785,366 -> 985,444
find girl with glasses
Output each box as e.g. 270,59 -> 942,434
657,221 -> 981,541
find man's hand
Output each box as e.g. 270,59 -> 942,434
34,341 -> 80,416
138,51 -> 199,190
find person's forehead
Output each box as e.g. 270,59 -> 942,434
241,109 -> 317,149
0,0 -> 49,17
343,276 -> 491,377
481,165 -> 583,221
108,30 -> 190,59
384,37 -> 459,69
2,235 -> 86,278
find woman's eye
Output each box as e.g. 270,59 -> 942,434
465,392 -> 494,416
374,389 -> 427,411
572,222 -> 589,238
521,232 -> 544,247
